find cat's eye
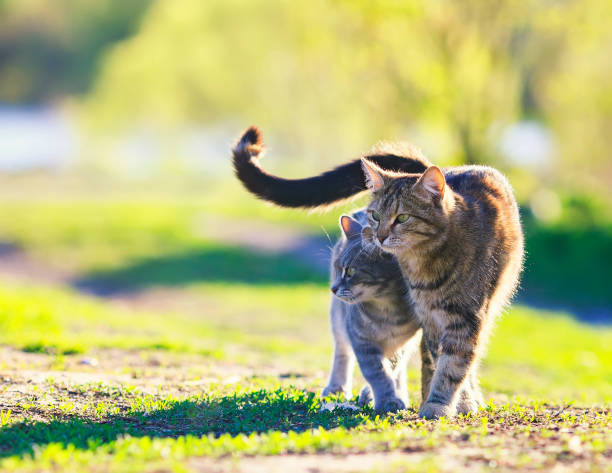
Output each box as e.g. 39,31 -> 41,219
370,210 -> 380,222
395,214 -> 410,224
345,267 -> 355,277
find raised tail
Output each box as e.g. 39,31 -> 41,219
232,126 -> 431,209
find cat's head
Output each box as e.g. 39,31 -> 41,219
331,215 -> 402,303
360,159 -> 453,254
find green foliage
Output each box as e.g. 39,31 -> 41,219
84,0 -> 522,165
518,193 -> 612,309
523,220 -> 612,309
0,0 -> 151,103
81,0 -> 612,195
2,0 -> 610,195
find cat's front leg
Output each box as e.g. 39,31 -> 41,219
419,334 -> 435,404
321,347 -> 355,398
419,315 -> 479,419
360,348 -> 410,408
352,340 -> 405,414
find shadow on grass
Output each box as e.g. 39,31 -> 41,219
0,389 -> 368,460
72,243 -> 328,296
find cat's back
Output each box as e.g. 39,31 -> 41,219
442,165 -> 524,305
444,165 -> 516,207
444,165 -> 522,240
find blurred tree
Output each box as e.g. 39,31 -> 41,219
81,0 -> 610,194
0,0 -> 151,103
83,0 -> 525,166
531,0 -> 612,194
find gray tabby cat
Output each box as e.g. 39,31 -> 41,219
321,211 -> 425,413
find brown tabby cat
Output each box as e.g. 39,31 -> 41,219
232,126 -> 524,419
358,161 -> 523,418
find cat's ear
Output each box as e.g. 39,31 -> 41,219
415,166 -> 445,198
339,215 -> 362,239
361,159 -> 386,191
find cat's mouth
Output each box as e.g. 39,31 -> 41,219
376,239 -> 401,252
363,235 -> 394,252
334,290 -> 358,303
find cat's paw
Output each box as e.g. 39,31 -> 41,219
456,396 -> 480,416
358,385 -> 373,406
375,396 -> 406,414
419,401 -> 453,419
321,385 -> 350,398
472,386 -> 484,406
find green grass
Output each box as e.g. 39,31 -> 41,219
0,179 -> 351,274
0,374 -> 609,472
1,178 -> 610,310
485,307 -> 612,402
0,280 -> 610,404
0,178 -> 610,472
0,282 -> 334,366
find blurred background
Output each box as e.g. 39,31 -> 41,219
0,0 -> 610,374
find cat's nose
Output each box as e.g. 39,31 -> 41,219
331,285 -> 339,294
377,233 -> 387,244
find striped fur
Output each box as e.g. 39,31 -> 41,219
361,162 -> 524,419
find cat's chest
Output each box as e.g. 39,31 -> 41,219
411,290 -> 446,332
354,306 -> 417,351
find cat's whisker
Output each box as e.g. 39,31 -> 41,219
321,225 -> 334,246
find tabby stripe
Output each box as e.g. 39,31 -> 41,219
410,214 -> 437,227
381,180 -> 405,210
445,320 -> 478,337
356,346 -> 383,356
409,230 -> 437,237
437,303 -> 481,336
440,341 -> 476,358
441,371 -> 465,386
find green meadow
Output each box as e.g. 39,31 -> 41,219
0,180 -> 609,472
2,0 -> 611,470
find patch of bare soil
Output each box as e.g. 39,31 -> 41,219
0,216 -> 331,310
199,216 -> 332,272
0,346 -> 317,422
0,242 -> 70,285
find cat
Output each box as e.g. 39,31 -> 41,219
232,126 -> 524,419
322,210 -> 425,414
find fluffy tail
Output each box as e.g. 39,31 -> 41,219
232,126 -> 431,209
